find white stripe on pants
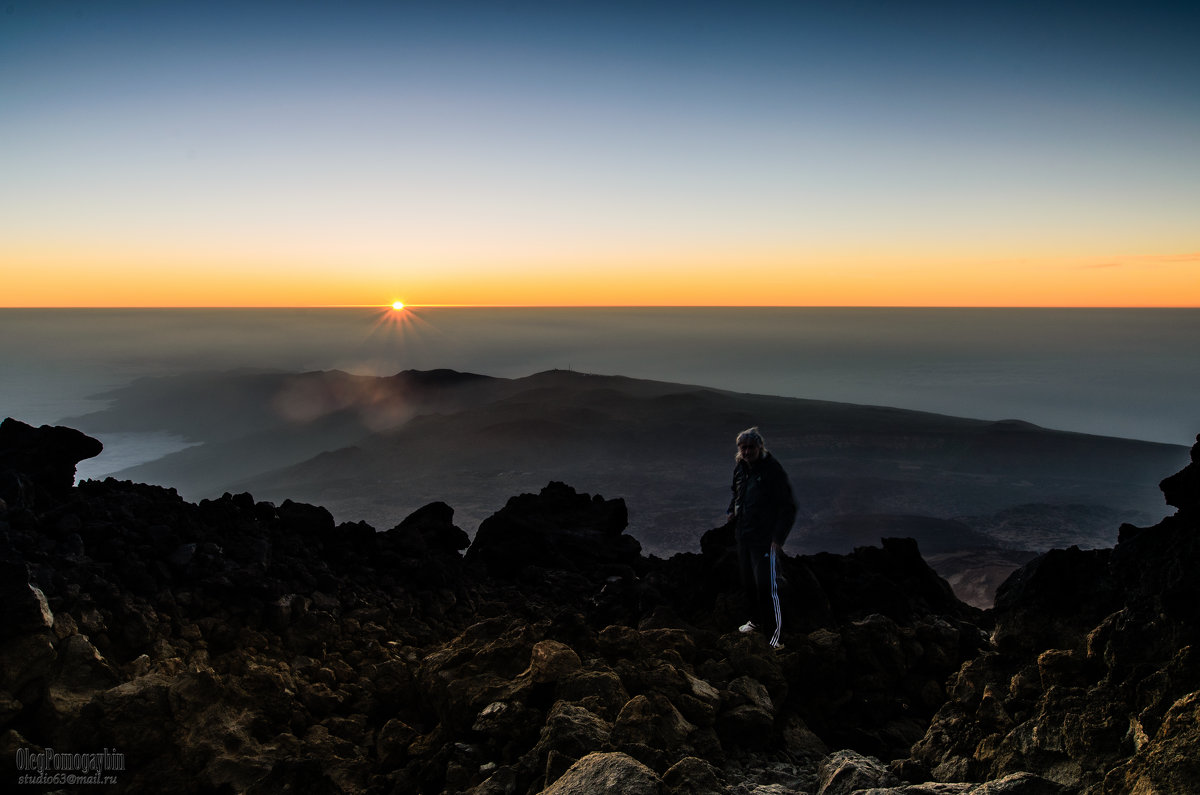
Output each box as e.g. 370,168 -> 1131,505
768,547 -> 782,647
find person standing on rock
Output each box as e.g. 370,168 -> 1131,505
727,426 -> 797,649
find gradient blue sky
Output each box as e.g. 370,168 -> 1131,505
3,1 -> 1198,305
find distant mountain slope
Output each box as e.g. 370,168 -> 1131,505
64,368 -> 504,492
69,368 -> 1189,605
67,368 -> 498,436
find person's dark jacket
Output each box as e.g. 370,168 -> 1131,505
728,452 -> 798,546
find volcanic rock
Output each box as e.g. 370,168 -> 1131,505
541,751 -> 661,795
464,481 -> 637,579
907,435 -> 1200,792
0,417 -> 102,507
1158,432 -> 1200,515
817,748 -> 900,793
3,416 -> 1196,793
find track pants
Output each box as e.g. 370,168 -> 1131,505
737,534 -> 782,646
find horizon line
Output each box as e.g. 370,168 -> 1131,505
2,303 -> 1199,310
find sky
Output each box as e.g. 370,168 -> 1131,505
2,0 -> 1198,307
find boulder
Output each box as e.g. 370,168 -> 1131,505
612,693 -> 698,754
465,482 -> 638,579
376,717 -> 418,768
528,640 -> 582,683
991,546 -> 1117,654
0,417 -> 102,505
781,714 -> 829,760
276,499 -> 335,535
386,500 -> 470,554
57,633 -> 119,688
0,632 -> 57,696
529,701 -> 613,774
70,674 -> 175,753
817,749 -> 899,794
662,755 -> 725,795
556,668 -> 630,720
1158,434 -> 1200,515
0,563 -> 54,638
542,751 -> 662,795
1103,690 -> 1200,794
716,675 -> 776,748
843,772 -> 1066,793
970,772 -> 1068,793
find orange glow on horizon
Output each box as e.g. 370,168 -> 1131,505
1,248 -> 1198,308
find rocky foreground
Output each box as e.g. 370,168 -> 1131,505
1,417 -> 1197,794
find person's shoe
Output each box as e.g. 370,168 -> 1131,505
770,640 -> 786,651
738,620 -> 757,633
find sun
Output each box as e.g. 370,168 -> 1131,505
391,301 -> 405,311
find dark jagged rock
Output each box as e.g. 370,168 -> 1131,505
1159,432 -> 1200,515
540,751 -> 661,795
908,434 -> 1200,793
648,528 -> 985,759
464,481 -> 638,579
818,748 -> 900,793
4,417 -> 1196,793
389,501 -> 471,554
0,417 -> 103,508
276,498 -> 336,535
989,546 -> 1118,654
803,536 -> 976,625
0,561 -> 54,639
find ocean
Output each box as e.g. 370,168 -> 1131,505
2,308 -> 1197,480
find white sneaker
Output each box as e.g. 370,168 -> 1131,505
738,620 -> 757,633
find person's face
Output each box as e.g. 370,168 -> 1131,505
738,442 -> 761,463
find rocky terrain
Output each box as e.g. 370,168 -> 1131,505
1,416 -> 1197,793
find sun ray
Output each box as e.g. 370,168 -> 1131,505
351,301 -> 442,375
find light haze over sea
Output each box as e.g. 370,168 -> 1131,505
2,308 -> 1197,479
